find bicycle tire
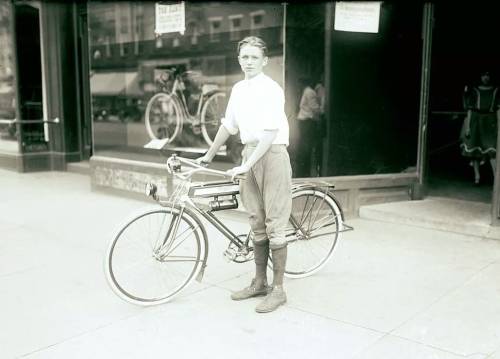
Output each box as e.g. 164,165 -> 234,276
145,93 -> 182,143
273,187 -> 343,279
105,205 -> 207,306
200,91 -> 227,146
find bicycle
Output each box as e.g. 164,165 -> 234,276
104,154 -> 353,306
144,69 -> 227,147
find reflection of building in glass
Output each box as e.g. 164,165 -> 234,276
0,1 -> 16,149
89,3 -> 283,77
228,14 -> 243,41
88,2 -> 284,127
0,2 -> 15,120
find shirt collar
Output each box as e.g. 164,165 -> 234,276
244,72 -> 266,85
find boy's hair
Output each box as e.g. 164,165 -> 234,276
237,36 -> 268,57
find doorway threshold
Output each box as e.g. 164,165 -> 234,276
67,161 -> 89,175
359,197 -> 500,240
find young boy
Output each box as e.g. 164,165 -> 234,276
196,36 -> 292,313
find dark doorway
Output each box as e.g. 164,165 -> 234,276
15,3 -> 47,152
285,3 -> 326,178
76,4 -> 93,159
326,3 -> 422,177
427,4 -> 500,203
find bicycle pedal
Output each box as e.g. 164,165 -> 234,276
223,249 -> 237,262
192,126 -> 201,135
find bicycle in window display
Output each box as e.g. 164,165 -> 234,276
144,68 -> 227,148
104,154 -> 353,306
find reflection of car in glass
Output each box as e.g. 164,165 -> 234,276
93,97 -> 143,123
0,122 -> 17,140
0,91 -> 17,140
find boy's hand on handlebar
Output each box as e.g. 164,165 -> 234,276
226,164 -> 250,181
195,155 -> 211,165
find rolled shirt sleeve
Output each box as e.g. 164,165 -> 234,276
221,88 -> 239,135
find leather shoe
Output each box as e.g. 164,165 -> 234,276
255,285 -> 287,313
231,278 -> 270,301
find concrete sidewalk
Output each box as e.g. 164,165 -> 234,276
360,197 -> 500,240
1,169 -> 500,359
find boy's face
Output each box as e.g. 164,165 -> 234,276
238,44 -> 268,79
481,72 -> 491,85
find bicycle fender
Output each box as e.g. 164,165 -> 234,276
292,184 -> 346,223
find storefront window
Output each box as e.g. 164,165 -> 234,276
15,3 -> 47,153
88,2 -> 284,167
0,2 -> 19,154
285,3 -> 326,178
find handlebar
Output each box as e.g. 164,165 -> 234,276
166,155 -> 246,182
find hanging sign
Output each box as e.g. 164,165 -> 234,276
155,2 -> 186,36
334,2 -> 381,33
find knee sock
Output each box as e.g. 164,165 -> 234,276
271,246 -> 287,287
253,241 -> 269,286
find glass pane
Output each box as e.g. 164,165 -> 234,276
285,3 -> 326,178
88,2 -> 284,168
0,2 -> 19,153
327,3 -> 421,176
15,4 -> 46,153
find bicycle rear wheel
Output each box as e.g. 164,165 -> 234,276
283,187 -> 342,278
200,91 -> 227,146
145,93 -> 182,142
105,205 -> 207,306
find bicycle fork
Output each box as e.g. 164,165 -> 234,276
153,203 -> 209,283
153,207 -> 184,261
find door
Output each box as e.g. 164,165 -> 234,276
14,2 -> 47,153
76,4 -> 92,159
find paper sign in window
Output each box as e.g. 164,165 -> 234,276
155,2 -> 186,35
334,2 -> 381,34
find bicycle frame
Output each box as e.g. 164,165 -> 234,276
149,155 -> 351,257
178,195 -> 250,250
170,75 -> 205,121
105,154 -> 354,306
146,155 -> 254,266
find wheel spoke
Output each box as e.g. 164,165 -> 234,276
145,94 -> 180,142
307,214 -> 336,234
161,256 -> 201,262
159,223 -> 201,259
279,189 -> 342,278
201,92 -> 226,145
304,196 -> 319,229
106,207 -> 204,305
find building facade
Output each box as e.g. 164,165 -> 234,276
1,1 -> 500,221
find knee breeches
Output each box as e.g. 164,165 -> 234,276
240,144 -> 292,250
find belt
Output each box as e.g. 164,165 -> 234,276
244,143 -> 286,148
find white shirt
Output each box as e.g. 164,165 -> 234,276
222,73 -> 289,145
315,83 -> 326,114
297,86 -> 321,120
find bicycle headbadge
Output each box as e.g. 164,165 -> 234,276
167,154 -> 181,174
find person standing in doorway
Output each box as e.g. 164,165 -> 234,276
461,70 -> 500,184
196,36 -> 292,313
295,76 -> 321,177
314,76 -> 326,176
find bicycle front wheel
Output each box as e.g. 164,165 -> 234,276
284,187 -> 342,278
105,205 -> 207,306
145,93 -> 182,142
200,91 -> 227,146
